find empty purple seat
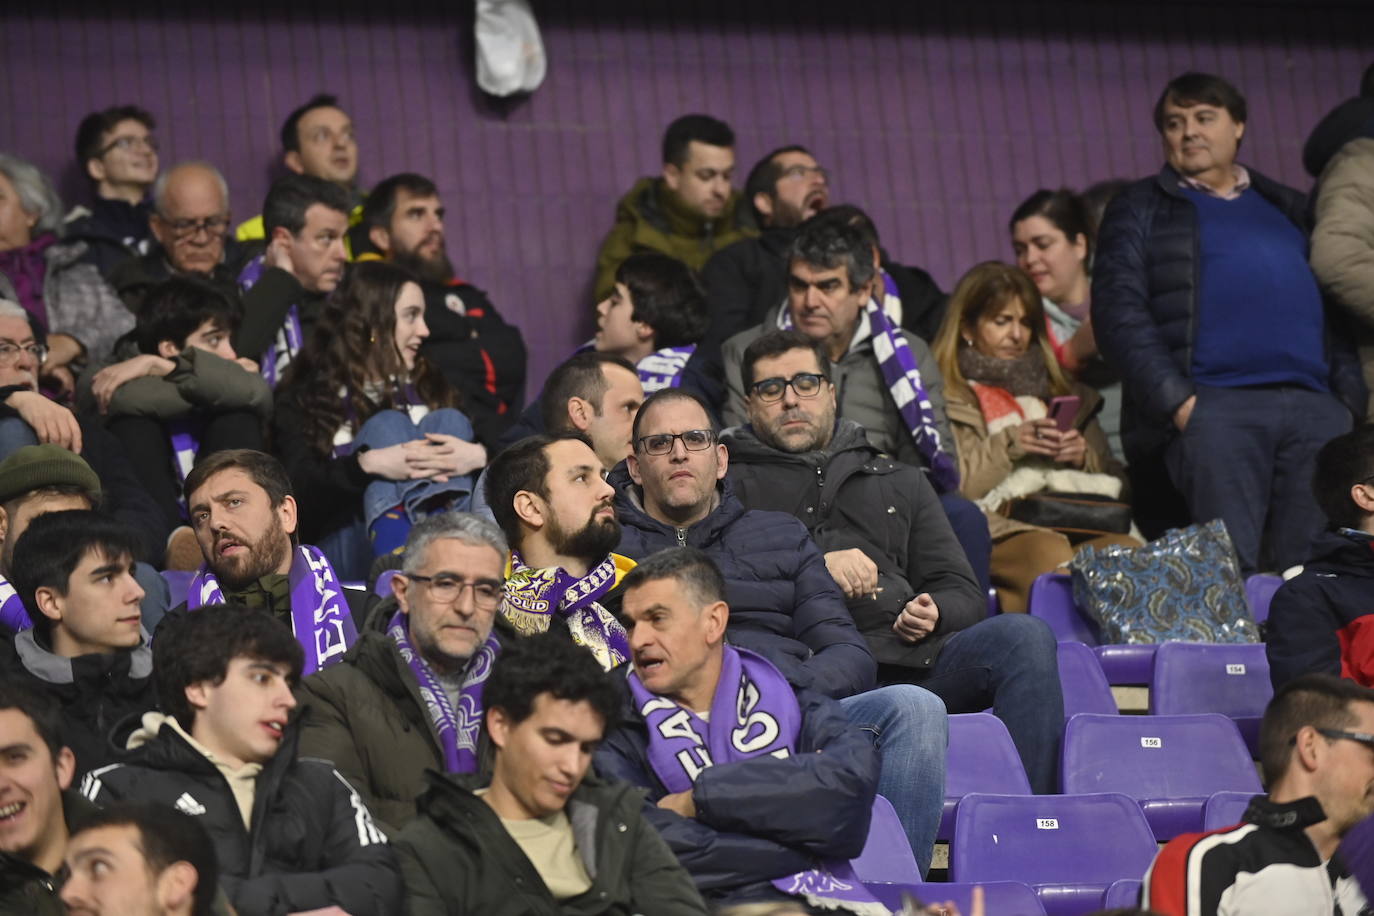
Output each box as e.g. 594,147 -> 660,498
1061,713 -> 1261,839
939,713 -> 1031,841
161,569 -> 194,608
1203,790 -> 1258,831
1058,641 -> 1117,718
950,792 -> 1158,916
851,795 -> 922,885
1103,878 -> 1142,908
1245,573 -> 1282,625
1029,573 -> 1157,685
864,881 -> 1046,915
1151,641 -> 1272,756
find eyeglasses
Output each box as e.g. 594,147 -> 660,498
405,574 -> 504,609
636,429 -> 715,456
780,164 -> 829,183
1316,727 -> 1374,751
159,216 -> 231,240
99,135 -> 159,156
0,342 -> 47,366
750,372 -> 826,402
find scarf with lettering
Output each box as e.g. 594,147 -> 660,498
0,577 -> 30,632
237,254 -> 304,388
781,271 -> 958,492
188,545 -> 356,674
629,645 -> 888,914
501,551 -> 633,670
637,345 -> 696,394
388,610 -> 498,773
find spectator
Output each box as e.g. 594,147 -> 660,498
1,510 -> 154,780
931,262 -> 1136,612
235,93 -> 368,255
61,802 -> 220,916
175,449 -> 367,670
1093,72 -> 1363,575
1303,61 -> 1374,180
1010,188 -> 1123,455
109,161 -> 247,316
0,444 -> 167,635
64,105 -> 160,278
79,277 -> 270,543
273,261 -> 485,578
1267,424 -> 1374,690
81,606 -> 402,915
592,114 -> 754,302
725,330 -> 1065,792
364,172 -> 527,418
485,434 -> 633,671
596,548 -> 882,909
235,174 -> 351,386
0,679 -> 90,915
1143,674 -> 1372,914
394,630 -> 707,915
721,216 -> 991,594
596,252 -> 710,392
0,152 -> 132,371
612,388 -> 948,875
297,513 -> 509,832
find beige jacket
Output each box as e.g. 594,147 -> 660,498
1312,136 -> 1374,415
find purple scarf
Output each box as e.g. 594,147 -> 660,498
629,646 -> 888,914
388,609 -> 498,773
637,345 -> 695,394
189,545 -> 357,674
0,577 -> 30,632
0,233 -> 55,328
502,551 -> 631,670
237,254 -> 303,387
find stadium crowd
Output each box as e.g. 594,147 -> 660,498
0,66 -> 1373,916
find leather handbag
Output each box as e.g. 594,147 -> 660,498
1006,491 -> 1133,543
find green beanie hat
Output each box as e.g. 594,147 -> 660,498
0,444 -> 101,506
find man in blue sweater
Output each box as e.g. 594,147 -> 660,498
1093,72 -> 1365,574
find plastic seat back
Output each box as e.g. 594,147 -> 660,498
1029,573 -> 1100,645
939,713 -> 1032,840
1058,641 -> 1117,717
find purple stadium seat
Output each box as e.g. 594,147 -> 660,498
374,568 -> 400,597
1244,573 -> 1282,625
950,792 -> 1158,916
1203,790 -> 1258,831
161,569 -> 194,608
987,587 -> 1001,616
851,795 -> 922,885
1150,641 -> 1273,756
1060,713 -> 1261,839
864,881 -> 1047,915
1103,879 -> 1143,908
1058,641 -> 1117,718
1029,573 -> 1157,685
939,714 -> 1031,841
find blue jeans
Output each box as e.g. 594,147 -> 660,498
353,408 -> 476,525
918,614 -> 1064,795
939,491 -> 992,594
0,416 -> 39,459
839,685 -> 947,877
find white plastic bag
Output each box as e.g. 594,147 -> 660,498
474,0 -> 547,96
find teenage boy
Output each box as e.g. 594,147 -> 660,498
393,629 -> 707,915
80,606 -> 401,915
1,510 -> 154,780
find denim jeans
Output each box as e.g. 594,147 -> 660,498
0,416 -> 39,460
353,407 -> 477,526
838,684 -> 947,877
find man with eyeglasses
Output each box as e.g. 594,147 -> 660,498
611,387 -> 950,877
298,512 -> 510,833
723,330 -> 1065,795
65,105 -> 161,278
1144,673 -> 1374,915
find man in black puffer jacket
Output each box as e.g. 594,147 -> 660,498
1093,71 -> 1365,568
80,605 -> 401,916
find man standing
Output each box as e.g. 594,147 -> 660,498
612,389 -> 948,875
1093,72 -> 1364,571
365,172 -> 527,419
65,105 -> 160,278
176,449 -> 366,670
1143,674 -> 1372,914
298,513 -> 510,831
725,330 -> 1064,793
484,434 -> 634,671
593,114 -> 755,301
394,630 -> 707,914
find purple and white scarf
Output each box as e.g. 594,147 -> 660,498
629,645 -> 888,914
637,345 -> 695,394
0,577 -> 30,632
237,254 -> 304,388
388,610 -> 498,773
782,270 -> 959,492
189,545 -> 357,674
501,551 -> 632,670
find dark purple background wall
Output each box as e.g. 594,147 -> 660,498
3,2 -> 1369,393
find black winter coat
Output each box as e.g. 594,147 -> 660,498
80,714 -> 402,916
1267,530 -> 1374,690
0,792 -> 97,916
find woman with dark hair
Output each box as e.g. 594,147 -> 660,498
273,261 -> 485,578
932,262 -> 1136,612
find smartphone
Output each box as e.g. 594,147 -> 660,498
1048,395 -> 1080,432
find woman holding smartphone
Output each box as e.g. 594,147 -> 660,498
932,261 -> 1136,611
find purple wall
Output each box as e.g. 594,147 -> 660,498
3,2 -> 1369,393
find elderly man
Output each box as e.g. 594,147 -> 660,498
298,513 -> 510,832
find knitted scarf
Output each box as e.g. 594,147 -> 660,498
0,233 -> 56,328
637,345 -> 696,393
502,551 -> 633,670
237,254 -> 303,387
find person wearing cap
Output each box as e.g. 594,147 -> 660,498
0,444 -> 168,639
